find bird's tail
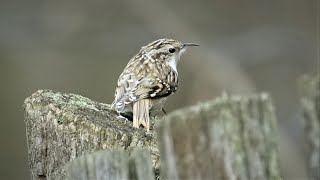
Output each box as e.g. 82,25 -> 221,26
133,99 -> 151,131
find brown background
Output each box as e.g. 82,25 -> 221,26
0,0 -> 318,179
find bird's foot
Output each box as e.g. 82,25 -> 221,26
116,114 -> 128,120
162,108 -> 167,115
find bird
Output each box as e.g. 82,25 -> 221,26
111,38 -> 199,131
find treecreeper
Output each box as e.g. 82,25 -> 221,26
111,38 -> 199,131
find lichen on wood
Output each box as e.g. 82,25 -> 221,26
24,90 -> 159,180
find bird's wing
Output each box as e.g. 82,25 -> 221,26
112,71 -> 139,112
112,59 -> 177,113
112,73 -> 157,112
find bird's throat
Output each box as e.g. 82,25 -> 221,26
167,56 -> 178,73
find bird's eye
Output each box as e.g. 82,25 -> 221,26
169,48 -> 176,53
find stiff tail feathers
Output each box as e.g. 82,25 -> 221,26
133,99 -> 151,131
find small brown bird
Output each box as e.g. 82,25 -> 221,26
112,38 -> 198,131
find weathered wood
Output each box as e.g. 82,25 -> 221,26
65,149 -> 155,180
158,93 -> 281,180
66,150 -> 129,180
24,90 -> 282,180
128,149 -> 156,180
299,75 -> 320,180
23,90 -> 159,180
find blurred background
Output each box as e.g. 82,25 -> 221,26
0,0 -> 318,179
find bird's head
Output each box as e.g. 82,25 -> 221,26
140,38 -> 199,68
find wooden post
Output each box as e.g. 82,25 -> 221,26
158,93 -> 281,180
23,90 -> 159,180
299,75 -> 320,180
24,90 -> 281,179
65,149 -> 155,180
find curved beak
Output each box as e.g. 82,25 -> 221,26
183,43 -> 200,47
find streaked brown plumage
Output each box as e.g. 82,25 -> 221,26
112,38 -> 198,131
